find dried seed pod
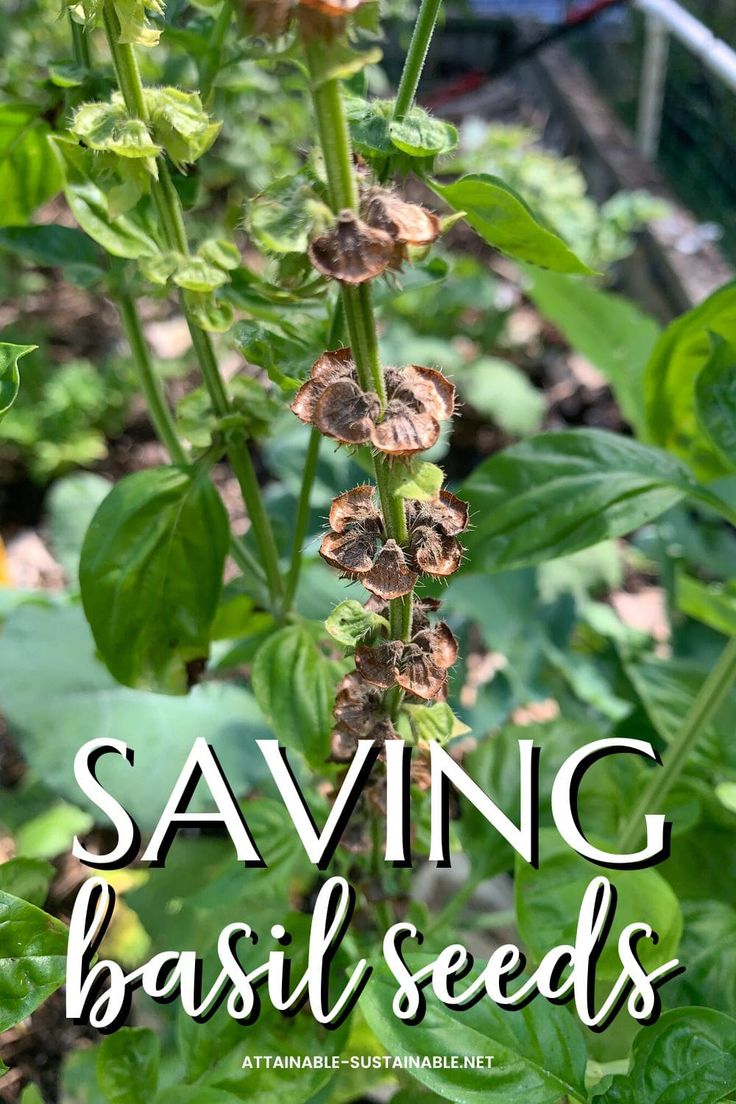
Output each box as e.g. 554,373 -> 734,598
330,727 -> 360,762
410,525 -> 463,577
390,364 -> 456,422
291,349 -> 454,457
290,347 -> 354,424
356,621 -> 458,702
320,528 -> 379,573
313,378 -> 381,444
421,621 -> 459,670
363,188 -> 441,248
397,643 -> 447,700
362,539 -> 418,600
405,489 -> 469,580
329,484 -> 380,532
355,640 -> 403,689
333,671 -> 383,735
308,211 -> 395,285
370,400 -> 441,456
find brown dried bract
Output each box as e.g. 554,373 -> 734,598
314,378 -> 381,444
405,489 -> 469,579
362,539 -> 418,600
308,211 -> 395,285
290,350 -> 454,458
330,671 -> 397,762
355,621 -> 458,701
363,188 -> 441,268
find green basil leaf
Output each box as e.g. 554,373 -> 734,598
525,269 -> 660,434
361,953 -> 587,1104
676,569 -> 736,637
0,891 -> 68,1033
624,654 -> 736,780
0,343 -> 36,423
0,104 -> 62,226
246,174 -> 329,256
515,830 -> 682,982
430,174 -> 592,275
694,332 -> 736,470
50,136 -> 159,259
252,624 -> 347,767
0,604 -> 270,831
0,225 -> 105,285
97,1028 -> 159,1104
460,429 -> 694,571
645,281 -> 736,480
598,1008 -> 736,1104
388,110 -> 458,158
325,599 -> 387,647
15,802 -> 94,862
667,900 -> 736,1018
388,458 -> 444,501
0,858 -> 55,908
45,471 -> 112,583
457,356 -> 545,436
20,1086 -> 43,1104
79,465 -> 230,694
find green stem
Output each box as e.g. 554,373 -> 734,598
618,635 -> 736,851
117,293 -> 186,464
118,293 -> 267,591
393,0 -> 443,121
284,427 -> 321,611
304,58 -> 415,721
102,0 -> 285,612
307,50 -> 359,212
200,0 -> 233,104
69,12 -> 91,68
284,298 -> 347,612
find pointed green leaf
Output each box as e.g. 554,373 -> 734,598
79,465 -> 230,693
430,174 -> 593,274
0,343 -> 36,423
98,1028 -> 160,1104
0,891 -> 68,1034
460,429 -> 695,571
694,332 -> 736,471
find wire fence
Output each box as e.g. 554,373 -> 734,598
573,4 -> 736,260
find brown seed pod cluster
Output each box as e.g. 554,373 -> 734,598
320,484 -> 468,597
290,348 -> 455,457
309,191 -> 441,283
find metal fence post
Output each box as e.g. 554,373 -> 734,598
637,12 -> 670,159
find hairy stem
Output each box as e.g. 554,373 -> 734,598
618,635 -> 736,851
102,0 -> 285,612
200,0 -> 234,103
285,298 -> 348,611
118,293 -> 186,464
117,293 -> 268,590
306,55 -> 414,682
393,0 -> 443,121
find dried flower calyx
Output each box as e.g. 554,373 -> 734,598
355,621 -> 458,701
320,484 -> 468,594
330,670 -> 397,762
308,211 -> 395,285
362,188 -> 440,267
291,348 -> 455,457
